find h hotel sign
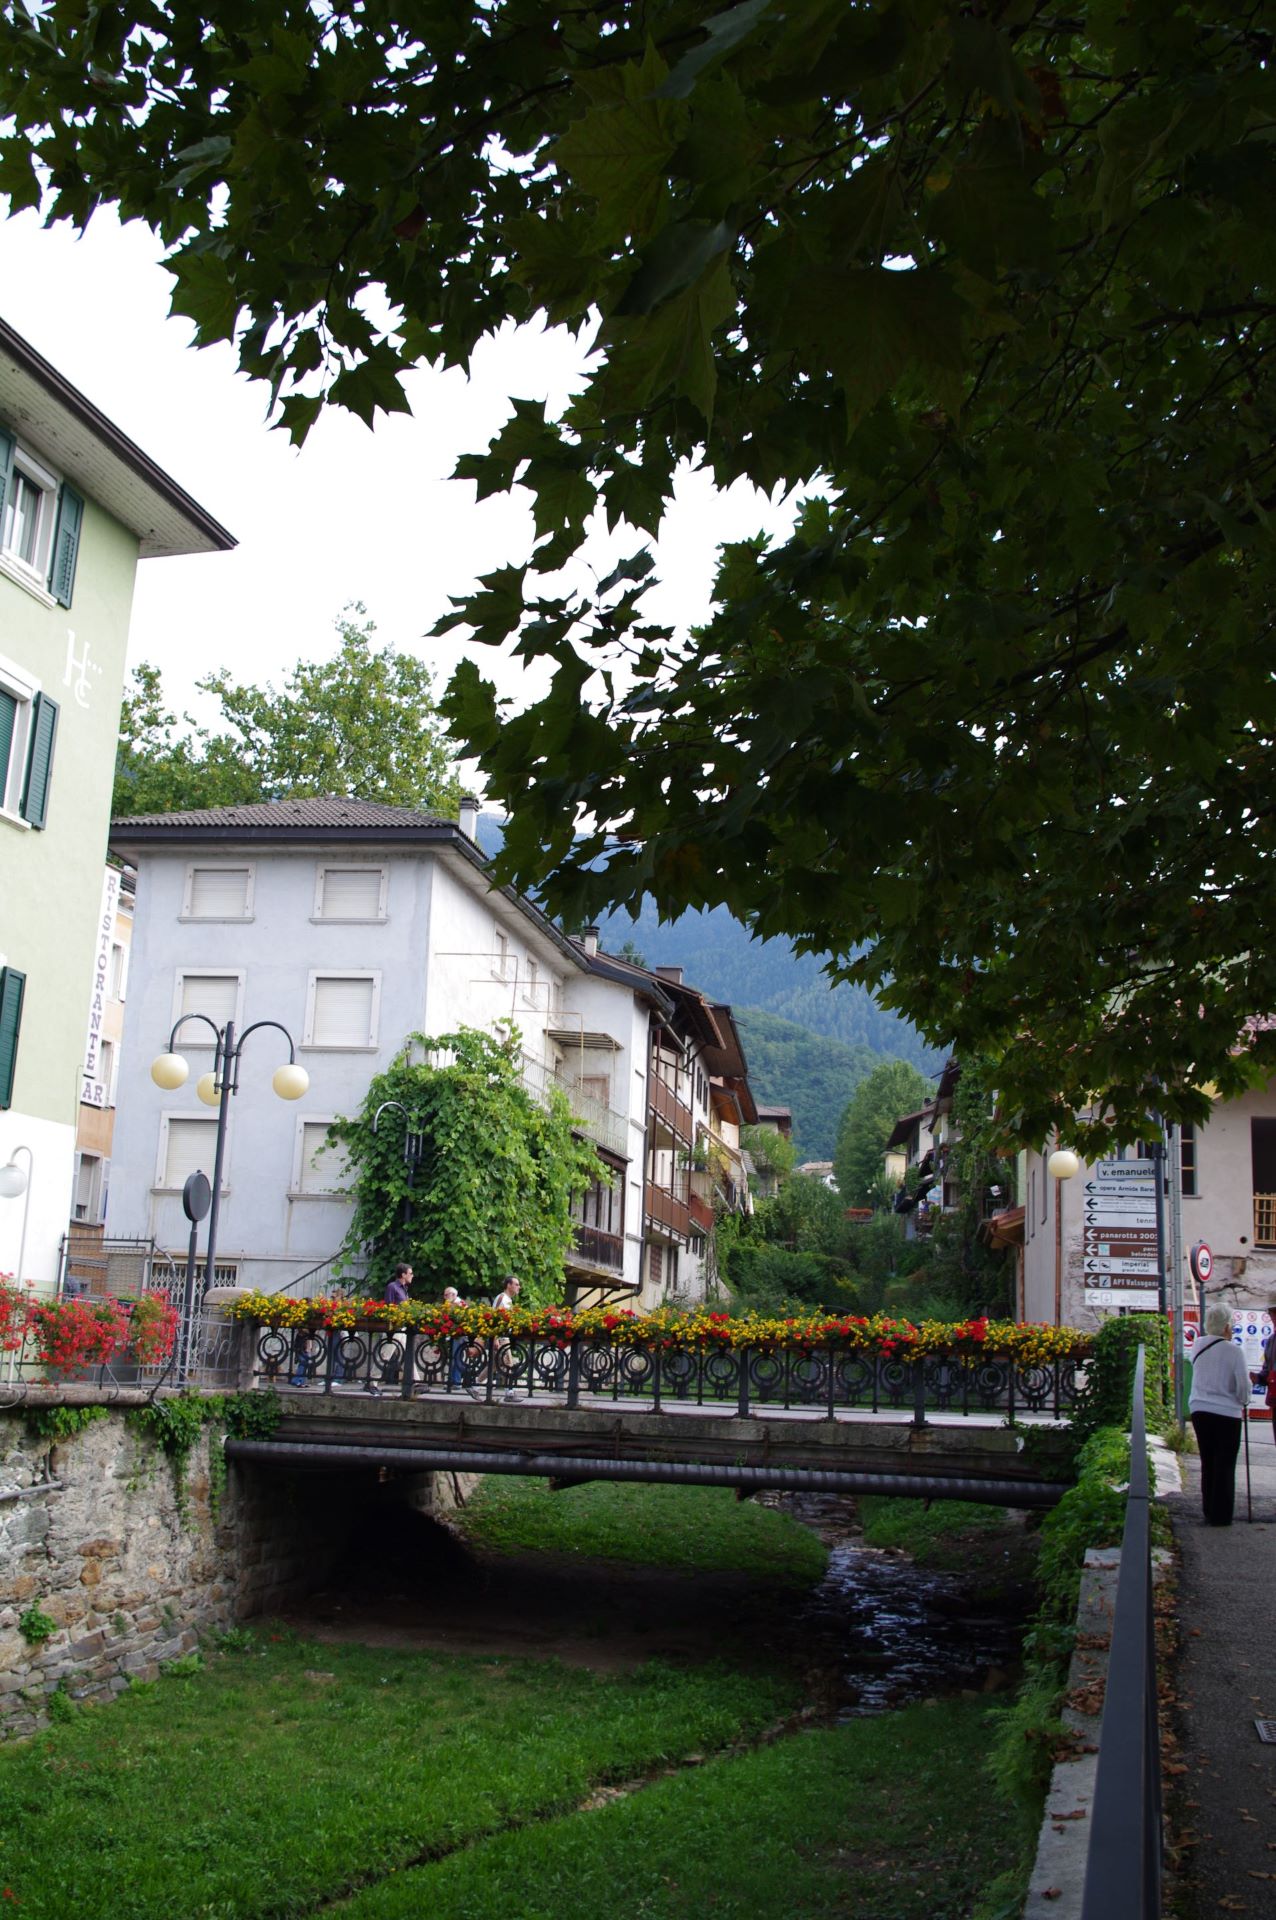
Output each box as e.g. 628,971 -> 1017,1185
81,867 -> 120,1108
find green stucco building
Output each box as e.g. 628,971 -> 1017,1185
0,318 -> 233,1290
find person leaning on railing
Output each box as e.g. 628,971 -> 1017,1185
1189,1303 -> 1252,1527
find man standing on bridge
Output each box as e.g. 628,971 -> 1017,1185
493,1275 -> 524,1404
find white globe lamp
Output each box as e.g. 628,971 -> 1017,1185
0,1162 -> 28,1200
1047,1148 -> 1081,1182
272,1062 -> 310,1101
196,1072 -> 221,1108
151,1051 -> 189,1091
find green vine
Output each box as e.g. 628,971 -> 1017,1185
331,1026 -> 604,1301
126,1390 -> 283,1525
24,1404 -> 109,1443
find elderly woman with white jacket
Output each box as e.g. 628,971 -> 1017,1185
1188,1304 -> 1252,1526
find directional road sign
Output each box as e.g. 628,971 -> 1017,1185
1083,1194 -> 1158,1215
1084,1255 -> 1161,1275
1084,1230 -> 1159,1253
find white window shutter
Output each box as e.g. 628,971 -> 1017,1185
164,1118 -> 220,1189
311,977 -> 375,1047
189,867 -> 251,917
179,973 -> 238,1032
319,868 -> 382,918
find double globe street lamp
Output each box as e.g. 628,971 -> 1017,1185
151,1014 -> 309,1292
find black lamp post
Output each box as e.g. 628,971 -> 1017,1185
151,1014 -> 309,1289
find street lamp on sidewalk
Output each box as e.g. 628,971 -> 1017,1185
1048,1147 -> 1081,1325
151,1015 -> 308,1289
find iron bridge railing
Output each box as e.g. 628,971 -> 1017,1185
255,1323 -> 1083,1421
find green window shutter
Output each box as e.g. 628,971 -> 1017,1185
20,693 -> 58,829
0,688 -> 15,802
0,967 -> 24,1111
48,483 -> 83,607
0,427 -> 13,535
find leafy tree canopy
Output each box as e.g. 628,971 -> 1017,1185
16,2 -> 1276,1143
332,1026 -> 603,1301
834,1058 -> 931,1208
112,609 -> 461,817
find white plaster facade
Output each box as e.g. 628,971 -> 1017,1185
106,804 -> 653,1297
1022,1077 -> 1276,1328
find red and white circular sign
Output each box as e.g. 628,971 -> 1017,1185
1190,1241 -> 1213,1284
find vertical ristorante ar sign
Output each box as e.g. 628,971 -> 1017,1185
81,865 -> 120,1107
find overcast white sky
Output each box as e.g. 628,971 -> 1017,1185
0,206 -> 795,770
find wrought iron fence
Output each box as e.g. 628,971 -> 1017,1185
251,1322 -> 1082,1421
1,1304 -> 246,1398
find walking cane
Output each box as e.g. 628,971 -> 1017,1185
1244,1406 -> 1253,1522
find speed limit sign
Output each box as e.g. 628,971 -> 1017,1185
1190,1242 -> 1213,1285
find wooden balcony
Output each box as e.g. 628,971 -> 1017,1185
648,1075 -> 692,1142
645,1182 -> 692,1241
570,1224 -> 625,1275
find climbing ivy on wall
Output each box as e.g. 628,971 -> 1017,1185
332,1027 -> 604,1304
920,1057 -> 1018,1317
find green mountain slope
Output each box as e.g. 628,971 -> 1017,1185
734,1010 -> 895,1162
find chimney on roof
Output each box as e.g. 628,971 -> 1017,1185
458,793 -> 480,841
654,965 -> 683,986
582,926 -> 599,957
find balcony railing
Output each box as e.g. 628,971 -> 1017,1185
649,1075 -> 693,1142
1255,1194 -> 1276,1247
519,1051 -> 628,1156
646,1182 -> 692,1240
571,1224 -> 625,1274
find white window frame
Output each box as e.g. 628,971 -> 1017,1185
0,444 -> 59,602
98,1036 -> 118,1110
0,652 -> 39,828
492,926 -> 511,981
155,1113 -> 229,1192
312,863 -> 388,922
290,1115 -> 350,1196
109,942 -> 128,1003
180,862 -> 256,921
171,968 -> 245,1048
523,955 -> 539,1007
303,970 -> 381,1050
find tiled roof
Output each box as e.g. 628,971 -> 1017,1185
111,797 -> 454,830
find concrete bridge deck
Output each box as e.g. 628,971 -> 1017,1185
225,1381 -> 1074,1505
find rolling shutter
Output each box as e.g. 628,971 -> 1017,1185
319,866 -> 383,918
48,484 -> 83,608
163,1117 -> 220,1190
188,866 -> 251,917
0,967 -> 25,1110
20,692 -> 58,829
310,976 -> 375,1046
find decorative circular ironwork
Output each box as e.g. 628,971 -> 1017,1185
1015,1364 -> 1053,1411
579,1340 -> 617,1393
788,1353 -> 827,1404
701,1348 -> 739,1398
748,1349 -> 785,1401
257,1328 -> 289,1374
661,1350 -> 696,1399
616,1344 -> 655,1394
973,1361 -> 1011,1408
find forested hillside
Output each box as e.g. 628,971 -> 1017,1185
474,816 -> 941,1155
733,1011 -> 885,1161
594,902 -> 937,1068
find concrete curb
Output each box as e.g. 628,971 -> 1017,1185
1021,1438 -> 1178,1918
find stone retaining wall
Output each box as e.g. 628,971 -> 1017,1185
0,1409 -> 459,1740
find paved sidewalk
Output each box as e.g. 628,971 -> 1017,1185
1171,1417 -> 1276,1914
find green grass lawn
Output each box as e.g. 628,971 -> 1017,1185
329,1695 -> 1020,1920
0,1633 -> 795,1920
453,1477 -> 829,1582
858,1496 -> 1027,1570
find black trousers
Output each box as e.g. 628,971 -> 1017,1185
1191,1411 -> 1243,1525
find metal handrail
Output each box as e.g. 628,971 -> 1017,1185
1079,1343 -> 1160,1920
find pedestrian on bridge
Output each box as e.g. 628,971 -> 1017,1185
442,1285 -> 471,1389
493,1275 -> 524,1403
1189,1303 -> 1252,1526
379,1262 -> 413,1389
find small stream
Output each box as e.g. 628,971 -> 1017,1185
781,1494 -> 1028,1718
